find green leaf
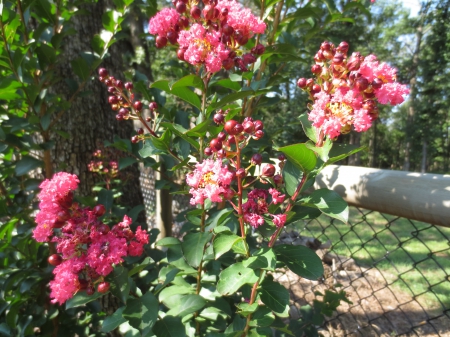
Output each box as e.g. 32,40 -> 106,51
181,232 -> 213,268
274,245 -> 323,280
299,113 -> 317,143
122,292 -> 158,334
102,10 -> 120,32
260,279 -> 290,317
217,263 -> 259,295
0,79 -> 22,100
101,307 -> 126,333
139,140 -> 165,158
12,46 -> 28,72
282,161 -> 303,196
110,265 -> 130,304
98,188 -> 114,211
34,0 -> 56,24
282,7 -> 320,23
35,44 -> 56,70
249,306 -> 275,327
236,302 -> 258,316
171,74 -> 204,92
151,80 -> 201,110
15,156 -> 43,176
278,143 -> 317,173
213,232 -> 244,259
128,257 -> 154,277
242,248 -> 276,271
288,206 -> 321,224
156,237 -> 181,247
65,292 -> 103,309
153,316 -> 186,337
305,139 -> 333,163
71,57 -> 90,81
302,189 -> 348,223
166,294 -> 206,317
210,90 -> 255,111
211,79 -> 242,91
326,144 -> 367,165
118,157 -> 137,170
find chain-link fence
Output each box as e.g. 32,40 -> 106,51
274,207 -> 450,337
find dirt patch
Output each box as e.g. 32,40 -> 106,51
273,260 -> 450,337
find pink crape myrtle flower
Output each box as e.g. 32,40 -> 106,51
360,55 -> 409,105
49,257 -> 86,305
87,232 -> 128,276
33,172 -> 79,241
269,188 -> 285,205
271,214 -> 287,228
216,0 -> 266,37
186,159 -> 234,205
148,8 -> 179,38
178,24 -> 229,73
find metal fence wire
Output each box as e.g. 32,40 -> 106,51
273,207 -> 450,337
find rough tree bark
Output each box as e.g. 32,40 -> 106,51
50,1 -> 145,334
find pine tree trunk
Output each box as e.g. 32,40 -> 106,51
403,1 -> 429,171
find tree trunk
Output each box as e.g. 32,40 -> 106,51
51,0 -> 144,209
348,132 -> 361,166
155,160 -> 173,239
421,139 -> 427,173
403,1 -> 429,171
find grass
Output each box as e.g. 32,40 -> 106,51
295,207 -> 450,311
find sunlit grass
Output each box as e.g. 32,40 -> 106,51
295,207 -> 450,310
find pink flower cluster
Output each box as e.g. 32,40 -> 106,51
186,159 -> 234,205
242,188 -> 286,228
33,172 -> 149,305
298,41 -> 410,139
148,0 -> 266,73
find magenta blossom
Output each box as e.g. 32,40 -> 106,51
148,8 -> 179,38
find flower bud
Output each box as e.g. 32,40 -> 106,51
320,41 -> 331,51
242,53 -> 257,65
108,96 -> 119,104
372,78 -> 383,89
337,41 -> 349,54
332,52 -> 344,65
210,138 -> 222,151
93,204 -> 106,217
242,121 -> 255,134
217,149 -> 226,158
222,58 -> 234,70
177,48 -> 185,61
262,164 -> 275,177
224,120 -> 238,135
311,64 -> 322,74
251,153 -> 263,165
217,131 -> 227,142
273,174 -> 283,185
190,6 -> 201,19
133,101 -> 143,111
222,23 -> 234,36
125,82 -> 133,91
236,168 -> 246,178
254,130 -> 264,139
155,36 -> 168,48
347,52 -> 363,71
204,147 -> 213,156
251,44 -> 265,55
176,1 -> 186,13
214,113 -> 225,124
297,78 -> 307,88
311,84 -> 321,94
203,5 -> 214,20
98,282 -> 110,293
48,254 -> 62,266
98,68 -> 108,77
278,153 -> 286,161
167,31 -> 179,44
356,77 -> 369,91
178,16 -> 189,28
254,120 -> 263,131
